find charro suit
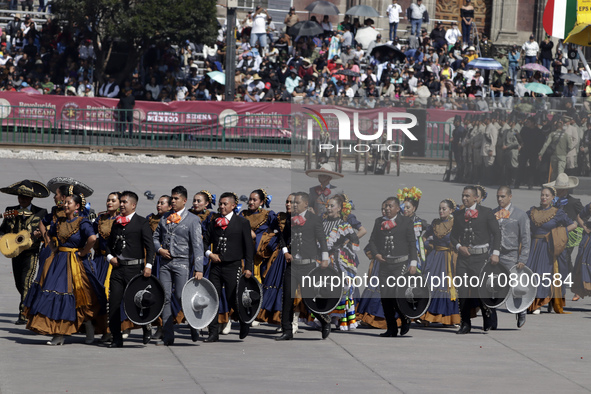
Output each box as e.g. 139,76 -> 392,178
451,205 -> 501,325
0,204 -> 47,321
367,214 -> 418,332
492,204 -> 530,270
203,211 -> 254,335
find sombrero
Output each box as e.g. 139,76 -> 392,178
543,173 -> 579,189
0,180 -> 50,198
304,163 -> 344,179
46,177 -> 94,197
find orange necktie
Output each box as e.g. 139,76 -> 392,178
167,212 -> 182,224
495,208 -> 510,220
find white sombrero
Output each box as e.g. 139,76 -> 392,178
304,163 -> 344,179
543,173 -> 579,189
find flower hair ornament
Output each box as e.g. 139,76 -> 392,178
446,198 -> 459,211
475,185 -> 487,202
260,188 -> 272,209
200,190 -> 216,209
397,186 -> 423,202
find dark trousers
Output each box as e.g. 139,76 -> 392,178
517,154 -> 537,187
378,261 -> 406,331
13,251 -> 39,320
456,253 -> 494,324
118,110 -> 134,136
108,264 -> 143,342
281,262 -> 316,332
207,260 -> 248,335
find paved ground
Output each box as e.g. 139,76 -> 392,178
0,158 -> 590,393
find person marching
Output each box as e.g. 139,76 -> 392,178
153,186 -> 204,346
203,192 -> 254,342
105,191 -> 156,347
451,186 -> 501,334
493,186 -> 531,328
526,186 -> 576,314
0,180 -> 49,325
420,199 -> 461,326
572,200 -> 591,300
25,187 -> 102,346
306,163 -> 344,217
399,187 -> 427,271
276,191 -> 330,340
366,196 -> 418,337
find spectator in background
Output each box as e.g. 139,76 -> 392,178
117,87 -> 135,138
251,6 -> 269,49
407,0 -> 426,37
508,45 -> 520,85
539,35 -> 554,77
386,0 -> 403,41
445,21 -> 462,50
284,7 -> 299,31
460,0 -> 474,46
98,75 -> 120,98
522,34 -> 539,78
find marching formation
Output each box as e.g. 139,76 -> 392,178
0,166 -> 590,347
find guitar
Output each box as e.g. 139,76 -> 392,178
0,210 -> 35,258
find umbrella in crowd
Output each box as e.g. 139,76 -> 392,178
21,87 -> 42,94
525,82 -> 553,95
305,0 -> 339,15
370,44 -> 406,62
336,69 -> 361,77
417,86 -> 431,98
355,26 -> 379,49
560,73 -> 584,83
467,58 -> 503,70
345,4 -> 380,17
521,63 -> 551,74
207,71 -> 226,85
288,20 -> 324,37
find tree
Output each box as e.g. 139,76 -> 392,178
52,0 -> 218,84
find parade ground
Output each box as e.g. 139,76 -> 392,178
0,157 -> 590,393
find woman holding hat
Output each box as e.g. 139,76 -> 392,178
24,186 -> 104,345
419,199 -> 461,326
526,186 -> 576,314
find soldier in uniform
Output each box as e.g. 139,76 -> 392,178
539,116 -> 574,182
564,115 -> 580,176
451,115 -> 467,182
0,180 -> 49,325
366,196 -> 418,337
493,186 -> 531,328
451,186 -> 502,334
499,113 -> 522,187
482,112 -> 500,185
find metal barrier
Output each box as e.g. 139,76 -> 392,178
138,111 -> 219,150
426,121 -> 452,159
58,107 -> 135,146
221,114 -> 293,153
0,104 -> 55,144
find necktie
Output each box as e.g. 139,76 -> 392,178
464,209 -> 478,222
292,215 -> 306,226
495,208 -> 510,220
116,215 -> 130,226
215,217 -> 229,230
381,220 -> 396,230
316,186 -> 331,196
167,212 -> 182,224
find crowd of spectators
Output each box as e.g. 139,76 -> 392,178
0,2 -> 590,109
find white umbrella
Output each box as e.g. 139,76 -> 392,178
207,71 -> 226,85
355,27 -> 378,50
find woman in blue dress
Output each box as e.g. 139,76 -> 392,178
420,199 -> 460,326
24,190 -> 103,346
526,186 -> 576,314
572,203 -> 591,299
399,187 -> 427,270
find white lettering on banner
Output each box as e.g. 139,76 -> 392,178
309,109 -> 419,141
146,111 -> 179,123
319,143 -> 404,153
17,102 -> 56,117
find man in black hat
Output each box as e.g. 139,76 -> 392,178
203,192 -> 254,342
367,196 -> 418,337
451,185 -> 501,334
105,190 -> 156,347
276,192 -> 329,340
0,180 -> 48,325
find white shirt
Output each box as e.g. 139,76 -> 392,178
522,41 -> 539,57
251,12 -> 268,34
409,3 -> 426,20
445,27 -> 462,45
205,211 -> 233,257
387,3 -> 403,23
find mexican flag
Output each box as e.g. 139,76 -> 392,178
543,0 -> 577,39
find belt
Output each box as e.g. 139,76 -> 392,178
532,233 -> 549,239
292,258 -> 315,265
467,247 -> 488,255
385,255 -> 408,264
118,259 -> 143,266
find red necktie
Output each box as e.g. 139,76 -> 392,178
381,220 -> 396,230
495,208 -> 510,220
316,186 -> 331,196
216,217 -> 229,230
116,215 -> 130,226
167,212 -> 182,224
464,209 -> 478,222
292,215 -> 306,226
